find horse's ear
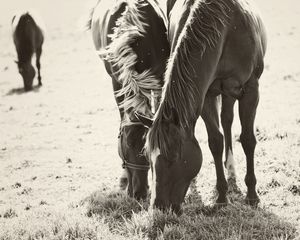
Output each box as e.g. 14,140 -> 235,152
134,111 -> 153,128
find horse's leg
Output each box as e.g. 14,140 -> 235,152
107,65 -> 128,190
119,168 -> 128,190
238,77 -> 259,205
36,46 -> 42,86
221,95 -> 236,179
202,93 -> 228,203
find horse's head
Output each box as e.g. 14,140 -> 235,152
119,119 -> 150,200
138,109 -> 202,214
16,61 -> 35,91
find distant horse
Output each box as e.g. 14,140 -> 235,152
137,0 -> 267,213
12,11 -> 45,91
86,0 -> 170,199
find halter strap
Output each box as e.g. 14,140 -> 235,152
118,122 -> 150,171
122,160 -> 150,171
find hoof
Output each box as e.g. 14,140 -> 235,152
245,196 -> 260,207
24,87 -> 32,92
119,177 -> 128,190
215,202 -> 227,210
216,195 -> 228,205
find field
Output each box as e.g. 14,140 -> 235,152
0,0 -> 299,239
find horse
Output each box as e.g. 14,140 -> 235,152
137,0 -> 267,213
12,11 -> 45,91
86,0 -> 170,200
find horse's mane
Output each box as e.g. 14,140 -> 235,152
97,0 -> 163,120
146,0 -> 230,157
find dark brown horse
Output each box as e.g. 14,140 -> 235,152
12,11 -> 45,91
86,0 -> 170,200
138,0 -> 267,213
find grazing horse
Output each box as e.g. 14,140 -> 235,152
86,0 -> 170,199
137,0 -> 267,213
12,11 -> 44,91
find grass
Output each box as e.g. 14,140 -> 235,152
3,190 -> 295,240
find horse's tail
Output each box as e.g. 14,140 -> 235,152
101,0 -> 162,116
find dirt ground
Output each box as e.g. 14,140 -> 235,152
0,0 -> 299,238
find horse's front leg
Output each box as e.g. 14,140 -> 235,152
238,78 -> 259,206
202,93 -> 228,204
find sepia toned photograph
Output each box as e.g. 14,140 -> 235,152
0,0 -> 299,239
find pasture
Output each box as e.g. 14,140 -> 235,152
0,0 -> 299,239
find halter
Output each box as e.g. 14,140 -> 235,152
118,122 -> 150,171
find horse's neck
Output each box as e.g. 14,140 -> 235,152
164,0 -> 230,130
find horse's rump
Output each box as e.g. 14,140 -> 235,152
12,10 -> 45,63
12,9 -> 45,37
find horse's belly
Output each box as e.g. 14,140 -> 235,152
208,77 -> 244,99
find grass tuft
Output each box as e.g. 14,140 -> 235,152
85,191 -> 146,216
3,209 -> 17,219
82,189 -> 297,239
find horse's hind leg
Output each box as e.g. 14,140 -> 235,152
221,95 -> 236,179
36,46 -> 42,86
202,93 -> 228,203
238,77 -> 259,206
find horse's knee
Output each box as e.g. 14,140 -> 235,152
221,110 -> 233,127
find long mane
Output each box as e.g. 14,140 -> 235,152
146,0 -> 230,156
100,0 -> 163,119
